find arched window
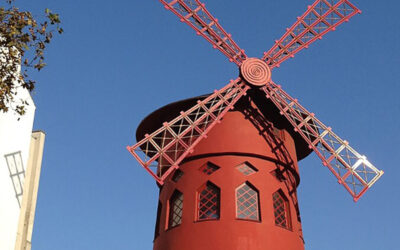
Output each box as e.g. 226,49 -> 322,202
236,182 -> 260,221
197,182 -> 220,220
273,190 -> 291,230
168,190 -> 183,229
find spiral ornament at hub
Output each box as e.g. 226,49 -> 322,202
240,58 -> 271,87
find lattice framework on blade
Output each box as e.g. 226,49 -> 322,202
128,0 -> 384,201
127,79 -> 249,184
261,82 -> 383,201
161,0 -> 247,65
262,0 -> 359,68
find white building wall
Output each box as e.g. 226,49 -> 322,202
0,87 -> 36,250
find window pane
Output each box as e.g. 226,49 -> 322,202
169,191 -> 183,228
273,191 -> 291,230
198,182 -> 220,220
236,183 -> 259,221
199,162 -> 220,175
172,169 -> 184,182
236,162 -> 258,176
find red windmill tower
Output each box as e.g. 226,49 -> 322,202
127,0 -> 384,249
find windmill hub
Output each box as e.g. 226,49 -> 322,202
240,58 -> 271,87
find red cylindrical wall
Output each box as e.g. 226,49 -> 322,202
153,107 -> 305,250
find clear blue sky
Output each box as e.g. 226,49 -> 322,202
17,0 -> 400,249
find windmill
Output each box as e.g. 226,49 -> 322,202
127,0 -> 384,249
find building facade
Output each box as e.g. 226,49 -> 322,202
0,87 -> 45,250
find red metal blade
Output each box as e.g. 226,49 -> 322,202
160,0 -> 247,66
127,78 -> 249,185
261,82 -> 383,201
262,0 -> 360,69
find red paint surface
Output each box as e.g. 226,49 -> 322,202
153,108 -> 305,250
